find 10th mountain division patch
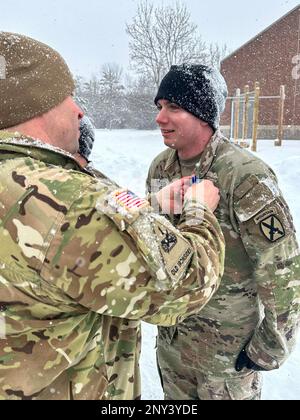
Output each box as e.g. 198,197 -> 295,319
260,214 -> 285,242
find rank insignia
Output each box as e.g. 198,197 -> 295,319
161,231 -> 178,253
260,215 -> 285,242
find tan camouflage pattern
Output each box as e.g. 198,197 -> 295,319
157,342 -> 262,400
147,130 -> 300,399
0,131 -> 224,400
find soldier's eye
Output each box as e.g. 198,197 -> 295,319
168,104 -> 180,111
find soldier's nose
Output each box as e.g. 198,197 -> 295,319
156,110 -> 168,125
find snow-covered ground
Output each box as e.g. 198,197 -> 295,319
91,129 -> 300,400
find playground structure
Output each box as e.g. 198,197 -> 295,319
228,83 -> 286,152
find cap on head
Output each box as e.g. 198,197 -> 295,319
154,64 -> 228,131
0,32 -> 75,130
79,116 -> 95,161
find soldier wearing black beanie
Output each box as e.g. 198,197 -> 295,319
154,64 -> 228,131
148,62 -> 300,401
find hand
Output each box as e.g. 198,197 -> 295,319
235,347 -> 266,372
184,180 -> 220,212
155,176 -> 192,214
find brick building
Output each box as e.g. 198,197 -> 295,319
221,5 -> 300,139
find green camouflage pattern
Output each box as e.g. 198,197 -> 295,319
157,343 -> 262,400
147,130 -> 300,399
0,131 -> 224,400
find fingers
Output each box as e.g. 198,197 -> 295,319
155,177 -> 220,214
184,180 -> 220,212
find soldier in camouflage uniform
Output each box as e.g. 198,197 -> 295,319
147,64 -> 300,400
0,33 -> 224,400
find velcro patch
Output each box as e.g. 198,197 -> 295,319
234,179 -> 278,222
234,174 -> 259,200
153,222 -> 193,281
254,207 -> 277,224
113,190 -> 149,211
260,215 -> 285,242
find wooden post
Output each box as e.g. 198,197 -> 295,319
275,85 -> 285,147
251,82 -> 260,152
234,88 -> 240,144
241,85 -> 250,148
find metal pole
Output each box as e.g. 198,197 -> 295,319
251,82 -> 260,152
234,88 -> 240,144
275,85 -> 285,147
241,85 -> 250,148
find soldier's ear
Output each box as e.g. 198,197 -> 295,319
199,119 -> 209,127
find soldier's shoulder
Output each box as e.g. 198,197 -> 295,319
151,147 -> 173,163
215,137 -> 273,179
32,159 -> 107,207
148,148 -> 173,173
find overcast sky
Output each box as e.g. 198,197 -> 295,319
1,0 -> 299,77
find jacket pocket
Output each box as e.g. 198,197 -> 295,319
225,372 -> 262,400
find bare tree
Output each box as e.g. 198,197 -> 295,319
100,63 -> 124,93
208,43 -> 230,69
126,0 -> 208,88
125,73 -> 158,129
98,63 -> 126,129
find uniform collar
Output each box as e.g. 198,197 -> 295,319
197,129 -> 223,178
164,130 -> 224,178
0,131 -> 85,172
164,148 -> 178,171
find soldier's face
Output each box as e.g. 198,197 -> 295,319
42,96 -> 84,154
156,99 -> 210,158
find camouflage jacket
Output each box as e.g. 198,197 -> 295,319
0,132 -> 224,400
147,131 -> 300,376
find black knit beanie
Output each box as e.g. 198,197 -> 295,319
79,116 -> 95,161
154,64 -> 228,130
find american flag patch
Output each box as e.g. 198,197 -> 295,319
113,190 -> 149,210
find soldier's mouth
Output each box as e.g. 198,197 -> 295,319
161,129 -> 175,135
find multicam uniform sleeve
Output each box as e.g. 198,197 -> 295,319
232,171 -> 300,370
41,184 -> 224,326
